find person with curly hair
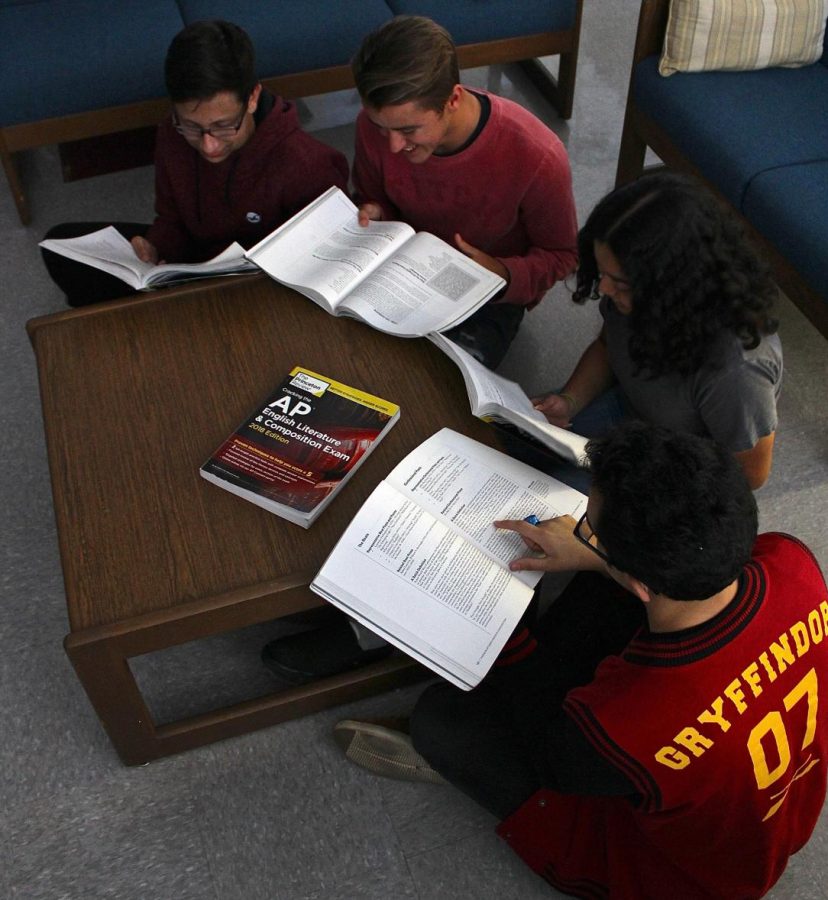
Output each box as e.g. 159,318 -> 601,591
533,171 -> 782,489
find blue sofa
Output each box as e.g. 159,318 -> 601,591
0,0 -> 583,224
616,0 -> 828,339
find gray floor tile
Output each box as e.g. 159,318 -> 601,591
190,713 -> 420,900
378,778 -> 494,857
0,766 -> 214,900
1,640 -> 122,810
773,293 -> 828,423
758,481 -> 828,563
130,620 -> 298,725
761,421 -> 828,497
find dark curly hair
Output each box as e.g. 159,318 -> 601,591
574,172 -> 778,377
587,422 -> 758,600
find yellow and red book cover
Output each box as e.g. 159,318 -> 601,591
200,367 -> 400,527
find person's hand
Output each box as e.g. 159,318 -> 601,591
494,515 -> 605,573
531,391 -> 576,428
454,233 -> 509,281
131,235 -> 160,265
358,202 -> 384,227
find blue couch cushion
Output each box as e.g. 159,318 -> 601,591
178,1 -> 393,75
742,161 -> 828,298
0,0 -> 183,125
386,0 -> 578,43
633,54 -> 828,209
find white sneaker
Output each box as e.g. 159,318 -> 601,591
333,720 -> 447,784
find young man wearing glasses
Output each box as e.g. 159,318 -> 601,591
42,20 -> 348,306
334,422 -> 828,899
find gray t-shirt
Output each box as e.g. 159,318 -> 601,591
602,298 -> 783,452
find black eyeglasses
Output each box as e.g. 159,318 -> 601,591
172,98 -> 248,141
573,511 -> 610,564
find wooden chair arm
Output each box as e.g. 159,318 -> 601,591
632,0 -> 671,65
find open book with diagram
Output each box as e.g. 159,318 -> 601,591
311,428 -> 587,689
244,186 -> 505,337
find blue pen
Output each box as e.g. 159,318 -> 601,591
524,514 -> 540,526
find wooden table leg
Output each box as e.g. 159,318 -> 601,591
65,621 -> 425,766
64,632 -> 160,766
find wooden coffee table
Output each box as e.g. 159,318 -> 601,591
27,274 -> 495,765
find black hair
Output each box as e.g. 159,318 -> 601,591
586,422 -> 758,600
165,20 -> 257,103
574,171 -> 778,377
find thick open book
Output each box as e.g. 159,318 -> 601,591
311,428 -> 587,689
245,186 -> 505,337
200,367 -> 400,527
39,226 -> 257,290
430,332 -> 588,465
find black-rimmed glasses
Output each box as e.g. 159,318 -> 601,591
573,511 -> 611,564
172,98 -> 248,141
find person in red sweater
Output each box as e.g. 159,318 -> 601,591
351,14 -> 578,369
260,14 -> 578,682
334,422 -> 828,899
41,19 -> 348,306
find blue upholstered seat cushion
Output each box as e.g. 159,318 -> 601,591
742,161 -> 828,298
0,0 -> 183,125
633,54 -> 828,209
386,0 -> 578,43
178,1 -> 393,75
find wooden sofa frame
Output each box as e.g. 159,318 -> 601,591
1,13 -> 583,227
615,0 -> 828,339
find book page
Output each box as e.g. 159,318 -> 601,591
39,227 -> 255,290
385,428 -> 587,587
147,241 -> 254,286
429,334 -> 589,464
39,226 -> 149,287
312,478 -> 535,688
245,186 -> 413,307
338,231 -> 504,337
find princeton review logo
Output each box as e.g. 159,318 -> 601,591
290,371 -> 330,397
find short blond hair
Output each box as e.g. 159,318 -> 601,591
352,15 -> 459,112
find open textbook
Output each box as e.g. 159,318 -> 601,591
245,186 -> 505,337
38,226 -> 257,290
430,332 -> 589,465
311,428 -> 587,690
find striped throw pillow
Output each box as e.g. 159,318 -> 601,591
659,0 -> 828,76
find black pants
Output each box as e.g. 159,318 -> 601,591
444,302 -> 525,370
41,221 -> 150,307
410,571 -> 644,819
